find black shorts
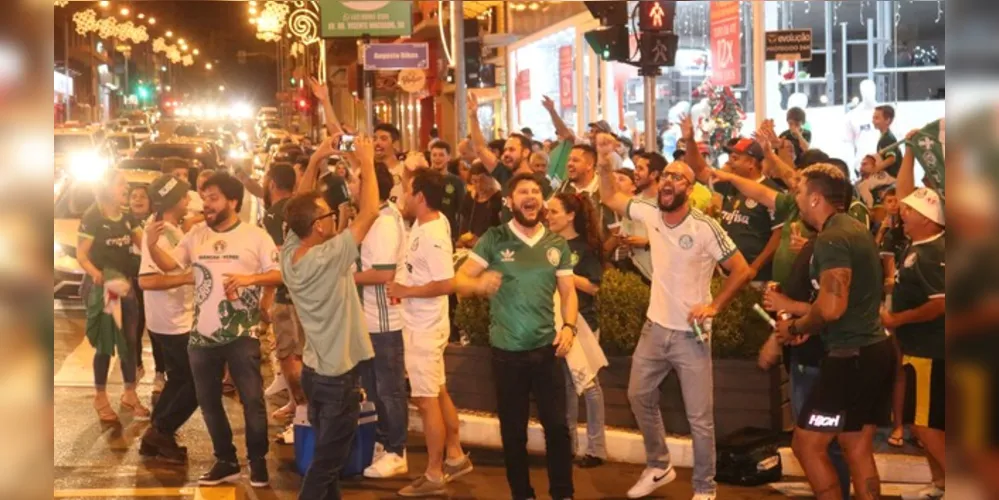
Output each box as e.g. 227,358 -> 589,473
902,356 -> 945,431
797,338 -> 896,433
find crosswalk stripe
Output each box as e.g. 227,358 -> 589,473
53,486 -> 237,499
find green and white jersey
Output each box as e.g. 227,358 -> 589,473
714,176 -> 784,281
360,202 -> 406,334
172,221 -> 279,348
892,232 -> 945,359
469,222 -> 574,352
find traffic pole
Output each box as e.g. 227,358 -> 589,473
644,74 -> 657,153
452,0 -> 467,141
363,34 -> 374,134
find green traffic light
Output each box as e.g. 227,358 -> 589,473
137,86 -> 149,99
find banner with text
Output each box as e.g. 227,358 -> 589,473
320,1 -> 412,38
559,46 -> 574,109
709,1 -> 741,86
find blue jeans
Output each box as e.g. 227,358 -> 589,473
790,359 -> 852,500
359,331 -> 408,455
627,322 -> 716,495
188,336 -> 268,463
563,362 -> 607,459
299,364 -> 362,500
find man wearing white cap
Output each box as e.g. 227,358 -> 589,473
879,188 -> 945,500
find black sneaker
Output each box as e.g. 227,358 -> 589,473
249,459 -> 269,488
138,427 -> 188,464
198,460 -> 241,486
574,454 -> 604,469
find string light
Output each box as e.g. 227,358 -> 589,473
936,0 -> 943,23
833,1 -> 841,25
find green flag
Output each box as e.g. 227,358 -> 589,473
547,140 -> 573,185
905,119 -> 945,195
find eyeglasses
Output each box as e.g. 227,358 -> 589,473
311,211 -> 335,226
662,172 -> 692,183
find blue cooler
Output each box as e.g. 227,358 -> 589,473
294,400 -> 378,477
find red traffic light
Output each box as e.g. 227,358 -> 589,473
297,98 -> 308,109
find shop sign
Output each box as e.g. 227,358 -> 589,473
709,0 -> 741,86
558,46 -> 573,109
515,69 -> 531,103
765,29 -> 813,62
320,1 -> 412,38
398,69 -> 426,93
363,43 -> 429,71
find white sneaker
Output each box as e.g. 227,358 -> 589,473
901,484 -> 945,500
626,466 -> 676,499
692,493 -> 716,500
264,374 -> 287,397
372,442 -> 386,463
363,452 -> 408,479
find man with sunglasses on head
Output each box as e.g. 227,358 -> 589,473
597,133 -> 753,500
280,134 -> 382,499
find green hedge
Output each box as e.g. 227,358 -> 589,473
453,268 -> 772,360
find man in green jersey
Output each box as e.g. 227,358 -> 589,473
857,105 -> 901,207
775,164 -> 895,500
456,173 -> 579,500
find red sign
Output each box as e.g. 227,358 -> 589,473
709,1 -> 741,86
558,46 -> 573,109
515,68 -> 530,121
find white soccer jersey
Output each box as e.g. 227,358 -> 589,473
397,213 -> 454,332
360,202 -> 406,333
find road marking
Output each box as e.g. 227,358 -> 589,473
53,486 -> 237,499
769,482 -> 926,497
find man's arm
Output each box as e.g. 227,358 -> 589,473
573,275 -> 599,295
308,77 -> 343,137
467,92 -> 500,172
872,152 -> 898,175
896,130 -> 919,198
138,272 -> 194,291
541,95 -> 576,143
557,273 -> 579,329
145,221 -> 182,273
749,229 -> 782,280
354,268 -> 395,286
347,135 -> 381,244
396,278 -> 454,299
708,169 -> 780,210
596,135 -> 630,216
795,268 -> 851,334
884,298 -> 945,329
679,114 -> 712,185
712,251 -> 753,312
297,135 -> 338,195
235,170 -> 266,199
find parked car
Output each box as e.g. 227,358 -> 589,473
133,141 -> 221,185
126,125 -> 154,144
104,132 -> 137,160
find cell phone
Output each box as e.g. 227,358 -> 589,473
155,210 -> 164,222
338,135 -> 355,152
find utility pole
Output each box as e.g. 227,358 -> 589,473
362,33 -> 373,134
452,0 -> 466,140
64,11 -> 71,122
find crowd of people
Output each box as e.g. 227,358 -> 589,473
75,77 -> 944,500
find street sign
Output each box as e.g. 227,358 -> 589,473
398,69 -> 426,93
319,1 -> 413,38
363,43 -> 429,71
765,29 -> 813,62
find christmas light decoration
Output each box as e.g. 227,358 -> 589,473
288,1 -> 320,45
692,79 -> 745,160
256,1 -> 290,42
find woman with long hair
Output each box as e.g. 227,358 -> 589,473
546,192 -> 607,468
127,184 -> 165,392
77,170 -> 150,422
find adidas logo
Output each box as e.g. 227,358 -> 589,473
500,249 -> 515,262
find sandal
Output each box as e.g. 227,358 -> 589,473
94,399 -> 119,423
887,429 -> 905,447
120,394 -> 152,420
271,402 -> 295,422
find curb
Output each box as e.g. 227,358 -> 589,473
407,408 -> 931,485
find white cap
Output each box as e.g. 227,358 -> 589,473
901,188 -> 945,226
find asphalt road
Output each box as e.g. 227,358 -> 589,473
54,304 -> 911,499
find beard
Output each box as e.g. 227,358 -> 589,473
205,208 -> 232,229
658,189 -> 688,213
511,205 -> 543,228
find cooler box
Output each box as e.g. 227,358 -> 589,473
294,400 -> 378,477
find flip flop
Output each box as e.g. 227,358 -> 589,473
886,431 -> 905,447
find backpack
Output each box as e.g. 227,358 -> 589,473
715,427 -> 783,487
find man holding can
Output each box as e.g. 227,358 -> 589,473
596,132 -> 752,500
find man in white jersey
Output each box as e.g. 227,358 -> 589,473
146,172 -> 282,488
596,133 -> 753,500
357,164 -> 411,479
389,168 -> 472,497
138,175 -> 197,464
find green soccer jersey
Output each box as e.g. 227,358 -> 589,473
78,204 -> 140,278
892,232 -> 946,359
470,222 -> 574,352
715,177 -> 784,282
878,130 -> 902,178
809,213 -> 886,350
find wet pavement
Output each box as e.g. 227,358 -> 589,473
55,305 -> 911,499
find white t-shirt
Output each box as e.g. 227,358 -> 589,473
846,105 -> 880,172
139,216 -> 194,335
172,221 -> 279,347
360,203 -> 406,333
187,191 -> 204,214
627,200 -> 738,332
397,213 -> 454,332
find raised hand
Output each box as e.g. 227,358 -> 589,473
146,220 -> 165,247
353,134 -> 375,167
541,95 -> 556,113
308,77 -> 329,102
679,113 -> 694,140
467,91 -> 480,116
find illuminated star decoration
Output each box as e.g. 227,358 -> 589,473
72,8 -> 149,43
53,0 -> 69,7
256,1 -> 291,42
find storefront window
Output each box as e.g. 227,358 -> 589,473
510,27 -> 576,141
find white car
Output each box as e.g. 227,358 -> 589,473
53,168 -> 160,298
55,127 -> 105,181
126,125 -> 154,145
104,132 -> 137,160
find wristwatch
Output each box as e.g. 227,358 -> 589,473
563,323 -> 578,336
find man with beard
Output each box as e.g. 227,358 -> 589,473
146,172 -> 282,488
607,151 -> 665,283
429,141 -> 466,241
466,93 -> 552,196
455,172 -> 579,500
137,175 -> 196,464
374,123 -> 406,202
355,163 -> 410,480
389,169 -> 473,496
879,188 -> 946,500
597,137 -> 752,500
775,164 -> 895,500
281,134 -> 381,499
682,116 -> 783,285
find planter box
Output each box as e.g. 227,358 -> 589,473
444,345 -> 790,438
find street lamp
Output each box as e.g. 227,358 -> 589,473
205,62 -> 213,70
248,6 -> 257,15
148,17 -> 156,24
137,13 -> 145,19
192,48 -> 200,56
119,7 -> 129,16
160,66 -> 167,72
165,85 -> 172,92
98,1 -> 110,8
218,85 -> 225,92
165,30 -> 173,38
178,38 -> 185,45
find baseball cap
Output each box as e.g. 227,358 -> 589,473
901,188 -> 945,226
587,120 -> 613,135
149,174 -> 191,212
724,137 -> 765,161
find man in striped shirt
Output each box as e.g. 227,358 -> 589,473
355,164 -> 410,479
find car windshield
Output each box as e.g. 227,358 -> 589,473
135,143 -> 218,169
106,136 -> 133,150
55,134 -> 93,154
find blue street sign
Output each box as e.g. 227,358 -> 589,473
363,43 -> 429,71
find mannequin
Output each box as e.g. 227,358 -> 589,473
843,79 -> 881,176
661,101 -> 691,157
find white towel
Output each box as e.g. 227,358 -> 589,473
102,278 -> 131,330
554,291 -> 609,395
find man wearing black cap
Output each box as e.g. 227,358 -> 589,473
138,175 -> 198,464
682,116 -> 784,284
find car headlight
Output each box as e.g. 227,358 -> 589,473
229,148 -> 247,160
69,151 -> 108,182
237,131 -> 249,142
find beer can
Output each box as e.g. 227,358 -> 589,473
692,320 -> 708,344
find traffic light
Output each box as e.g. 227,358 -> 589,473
136,85 -> 150,99
585,25 -> 630,63
297,97 -> 309,112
